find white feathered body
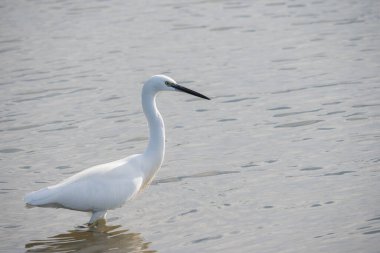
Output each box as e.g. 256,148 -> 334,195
25,154 -> 144,212
24,74 -> 207,224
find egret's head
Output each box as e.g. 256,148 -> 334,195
144,75 -> 210,100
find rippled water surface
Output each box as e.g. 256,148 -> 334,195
1,0 -> 380,252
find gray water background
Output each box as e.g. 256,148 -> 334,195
1,0 -> 380,252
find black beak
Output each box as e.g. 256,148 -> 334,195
171,84 -> 210,100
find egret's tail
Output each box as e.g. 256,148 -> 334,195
24,187 -> 58,207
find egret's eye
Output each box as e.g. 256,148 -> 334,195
165,81 -> 172,86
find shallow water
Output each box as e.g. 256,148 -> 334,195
1,0 -> 380,252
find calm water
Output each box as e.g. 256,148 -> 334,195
1,0 -> 380,252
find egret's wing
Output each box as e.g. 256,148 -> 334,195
54,173 -> 143,211
25,155 -> 144,211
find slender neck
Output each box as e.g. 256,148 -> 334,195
141,85 -> 165,181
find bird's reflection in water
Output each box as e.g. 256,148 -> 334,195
25,220 -> 156,253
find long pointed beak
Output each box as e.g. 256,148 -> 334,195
171,84 -> 210,100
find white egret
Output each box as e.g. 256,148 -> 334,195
24,75 -> 210,224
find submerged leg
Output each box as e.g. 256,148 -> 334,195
88,210 -> 107,225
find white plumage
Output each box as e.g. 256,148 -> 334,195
24,75 -> 210,224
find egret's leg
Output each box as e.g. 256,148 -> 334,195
88,210 -> 107,225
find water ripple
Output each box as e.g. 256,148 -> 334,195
0,148 -> 23,153
323,171 -> 355,176
273,109 -> 321,117
275,120 -> 323,128
222,97 -> 258,103
152,171 -> 239,185
192,235 -> 222,244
